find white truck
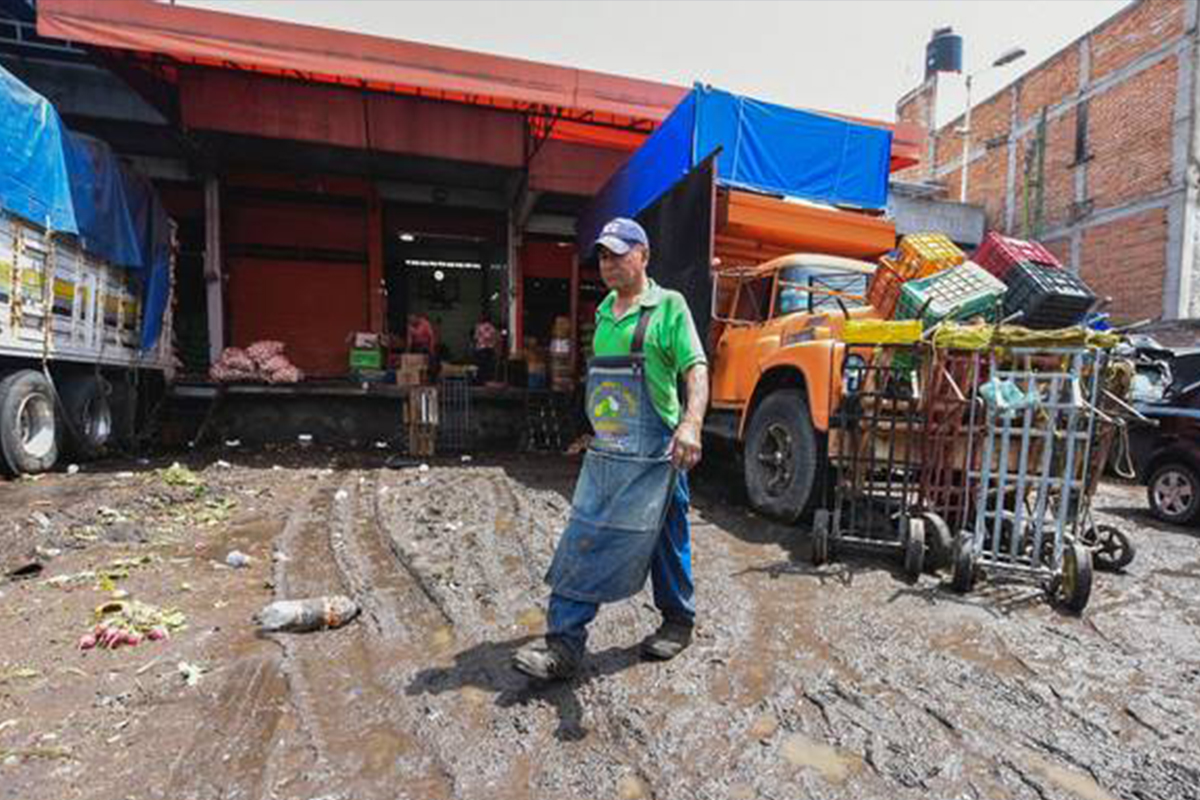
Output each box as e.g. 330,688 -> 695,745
0,210 -> 175,475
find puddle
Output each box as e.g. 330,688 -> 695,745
616,774 -> 649,799
747,713 -> 778,740
780,734 -> 860,783
515,608 -> 545,631
1025,754 -> 1119,800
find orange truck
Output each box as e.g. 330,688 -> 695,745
692,189 -> 897,520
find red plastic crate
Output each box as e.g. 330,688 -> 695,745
972,232 -> 1062,279
867,259 -> 905,319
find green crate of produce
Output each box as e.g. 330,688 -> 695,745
896,262 -> 1006,327
349,347 -> 384,369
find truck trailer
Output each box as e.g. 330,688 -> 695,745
0,66 -> 175,476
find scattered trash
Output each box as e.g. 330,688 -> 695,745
43,555 -> 154,589
460,455 -> 473,463
30,511 -> 51,530
0,667 -> 40,684
271,465 -> 283,471
34,546 -> 61,559
225,550 -> 252,568
214,459 -> 232,469
159,462 -> 202,489
334,489 -> 349,502
80,600 -> 186,650
225,439 -> 242,448
298,434 -> 313,448
114,471 -> 135,479
0,720 -> 17,734
256,595 -> 360,633
374,440 -> 388,449
66,464 -> 79,475
180,582 -> 193,592
97,506 -> 127,524
6,563 -> 43,580
177,661 -> 207,687
271,551 -> 291,564
418,463 -> 430,472
137,458 -> 151,466
0,746 -> 72,761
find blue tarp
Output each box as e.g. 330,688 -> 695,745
578,84 -> 893,250
0,66 -> 172,351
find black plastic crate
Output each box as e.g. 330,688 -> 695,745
1003,261 -> 1096,329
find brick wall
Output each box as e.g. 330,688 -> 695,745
1080,208 -> 1169,322
1087,57 -> 1177,209
895,0 -> 1193,320
1090,0 -> 1185,81
895,80 -> 936,182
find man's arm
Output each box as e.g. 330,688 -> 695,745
668,363 -> 708,471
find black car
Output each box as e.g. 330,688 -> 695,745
1130,379 -> 1200,525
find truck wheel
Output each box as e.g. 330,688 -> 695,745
0,370 -> 59,476
60,376 -> 113,460
744,389 -> 817,522
951,534 -> 976,594
1147,462 -> 1200,525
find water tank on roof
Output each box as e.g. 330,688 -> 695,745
926,27 -> 963,78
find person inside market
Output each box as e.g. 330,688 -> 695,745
471,314 -> 501,384
513,217 -> 710,681
406,312 -> 439,372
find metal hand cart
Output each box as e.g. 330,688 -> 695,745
951,346 -> 1105,612
812,335 -> 950,579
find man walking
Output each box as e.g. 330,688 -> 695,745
514,218 -> 709,681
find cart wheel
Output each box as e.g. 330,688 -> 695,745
812,509 -> 830,567
951,534 -> 975,594
1088,524 -> 1135,572
1056,541 -> 1094,614
904,518 -> 926,581
919,512 -> 954,572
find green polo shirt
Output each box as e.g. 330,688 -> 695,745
593,279 -> 707,428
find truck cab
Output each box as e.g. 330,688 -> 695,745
706,253 -> 881,520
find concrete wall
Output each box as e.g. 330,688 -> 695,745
898,0 -> 1199,323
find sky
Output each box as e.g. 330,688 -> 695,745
179,0 -> 1131,128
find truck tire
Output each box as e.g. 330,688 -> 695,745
744,389 -> 818,522
0,370 -> 59,476
60,375 -> 113,460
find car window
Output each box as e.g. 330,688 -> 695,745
776,264 -> 871,316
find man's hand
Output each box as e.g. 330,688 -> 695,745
667,417 -> 702,471
668,363 -> 709,471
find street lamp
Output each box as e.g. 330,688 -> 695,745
960,46 -> 1026,203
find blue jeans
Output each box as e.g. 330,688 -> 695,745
547,472 -> 694,657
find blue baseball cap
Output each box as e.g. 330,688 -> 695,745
594,217 -> 649,256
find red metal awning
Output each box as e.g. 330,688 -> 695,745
37,0 -> 922,167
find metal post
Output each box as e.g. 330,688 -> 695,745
960,74 -> 973,203
203,176 -> 224,364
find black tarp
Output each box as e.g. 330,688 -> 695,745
636,155 -> 716,351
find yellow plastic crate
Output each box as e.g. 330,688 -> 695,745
841,318 -> 923,345
897,233 -> 965,279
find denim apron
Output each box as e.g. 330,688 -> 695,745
545,309 -> 678,604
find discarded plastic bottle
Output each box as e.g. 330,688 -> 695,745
256,596 -> 360,633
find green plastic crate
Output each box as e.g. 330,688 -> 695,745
349,347 -> 384,369
896,262 -> 1006,326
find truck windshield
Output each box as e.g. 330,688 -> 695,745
776,264 -> 872,315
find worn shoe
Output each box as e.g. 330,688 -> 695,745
512,638 -> 580,681
640,619 -> 693,660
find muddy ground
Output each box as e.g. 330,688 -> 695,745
0,449 -> 1198,800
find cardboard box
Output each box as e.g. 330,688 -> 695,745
396,367 -> 427,387
400,353 -> 429,370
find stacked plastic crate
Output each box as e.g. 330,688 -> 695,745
972,232 -> 1096,329
869,233 -> 1008,328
